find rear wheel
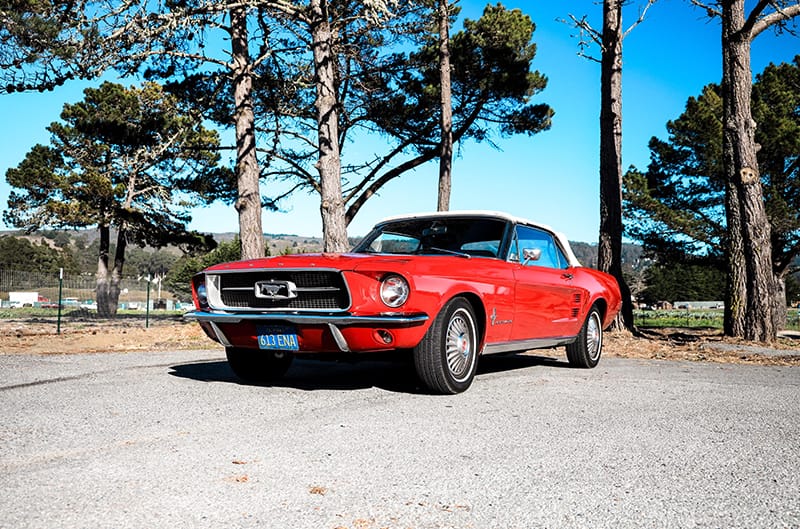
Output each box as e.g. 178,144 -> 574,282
226,347 -> 294,383
413,297 -> 479,394
566,305 -> 603,368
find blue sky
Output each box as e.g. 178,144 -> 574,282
0,0 -> 798,243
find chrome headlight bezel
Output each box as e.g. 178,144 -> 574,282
195,279 -> 209,310
379,274 -> 409,308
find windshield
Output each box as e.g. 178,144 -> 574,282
353,217 -> 508,258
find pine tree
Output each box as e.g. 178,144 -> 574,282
5,82 -> 222,316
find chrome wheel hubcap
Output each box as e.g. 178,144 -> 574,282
586,312 -> 602,362
446,309 -> 474,382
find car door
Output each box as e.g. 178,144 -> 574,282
508,225 -> 583,340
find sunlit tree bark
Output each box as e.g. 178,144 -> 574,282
436,0 -> 454,212
691,0 -> 800,341
568,0 -> 655,331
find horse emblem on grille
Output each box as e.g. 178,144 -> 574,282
255,280 -> 298,300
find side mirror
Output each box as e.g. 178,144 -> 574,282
522,248 -> 542,264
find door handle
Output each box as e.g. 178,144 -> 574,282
561,273 -> 573,280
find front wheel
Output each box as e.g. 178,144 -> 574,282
566,306 -> 603,368
413,297 -> 479,394
226,347 -> 294,383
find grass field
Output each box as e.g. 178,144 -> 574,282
634,309 -> 800,331
0,307 -> 186,327
3,307 -> 799,333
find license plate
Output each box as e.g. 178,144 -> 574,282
256,325 -> 299,351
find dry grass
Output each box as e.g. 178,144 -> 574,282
604,327 -> 800,366
1,319 -> 798,366
0,319 -> 213,355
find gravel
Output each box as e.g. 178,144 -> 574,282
1,350 -> 798,529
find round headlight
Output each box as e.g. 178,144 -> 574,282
380,274 -> 409,308
196,283 -> 208,309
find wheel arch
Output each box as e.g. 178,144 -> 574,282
451,291 -> 487,351
592,297 -> 607,319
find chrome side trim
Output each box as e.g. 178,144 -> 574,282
209,321 -> 233,347
184,310 -> 429,326
483,336 -> 576,355
327,323 -> 351,352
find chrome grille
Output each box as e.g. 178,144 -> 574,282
215,270 -> 350,311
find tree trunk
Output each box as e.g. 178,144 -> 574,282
310,0 -> 348,252
772,274 -> 787,332
96,224 -> 113,318
108,227 -> 127,317
721,0 -> 775,341
437,0 -> 453,212
723,179 -> 747,336
230,5 -> 265,260
96,224 -> 126,318
598,0 -> 633,330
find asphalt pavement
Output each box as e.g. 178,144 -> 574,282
1,349 -> 798,529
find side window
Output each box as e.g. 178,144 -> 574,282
511,226 -> 569,269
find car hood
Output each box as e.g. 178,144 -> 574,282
203,253 -> 416,273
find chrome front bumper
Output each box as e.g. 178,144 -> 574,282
184,310 -> 430,352
184,310 -> 429,326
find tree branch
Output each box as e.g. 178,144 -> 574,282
744,0 -> 775,36
690,0 -> 722,18
342,138 -> 419,204
623,0 -> 657,39
751,2 -> 800,38
564,13 -> 602,61
265,152 -> 319,193
345,147 -> 439,225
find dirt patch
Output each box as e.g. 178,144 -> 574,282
603,327 -> 800,366
0,318 -> 214,355
0,319 -> 798,366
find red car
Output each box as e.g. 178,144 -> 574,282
187,211 -> 622,394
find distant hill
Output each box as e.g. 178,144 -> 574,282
570,242 -> 646,270
0,228 -> 645,272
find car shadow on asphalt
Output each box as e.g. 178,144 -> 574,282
169,350 -> 572,394
170,356 -> 423,393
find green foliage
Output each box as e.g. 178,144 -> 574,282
624,57 -> 800,278
787,272 -> 800,305
0,235 -> 79,275
4,81 -> 221,249
4,81 -> 221,316
569,241 -> 644,269
372,4 -> 552,151
166,2 -> 553,219
0,0 -> 91,92
124,248 -> 181,279
164,238 -> 242,298
3,1 -> 555,233
640,261 -> 726,305
752,57 -> 800,273
623,84 -> 726,260
633,310 -> 725,329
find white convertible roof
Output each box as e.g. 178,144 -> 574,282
376,210 -> 583,267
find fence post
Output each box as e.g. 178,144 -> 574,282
57,268 -> 63,335
145,272 -> 151,329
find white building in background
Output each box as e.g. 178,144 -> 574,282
674,301 -> 725,310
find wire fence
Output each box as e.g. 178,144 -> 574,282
634,308 -> 800,331
3,267 -> 799,332
0,267 -> 187,313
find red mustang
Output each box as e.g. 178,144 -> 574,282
187,211 -> 621,394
